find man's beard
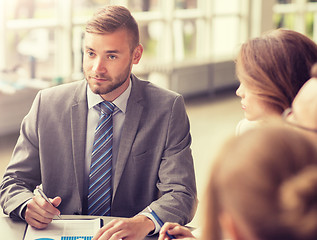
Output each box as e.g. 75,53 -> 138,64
85,63 -> 131,95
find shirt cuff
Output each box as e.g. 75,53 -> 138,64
19,199 -> 32,220
139,212 -> 161,235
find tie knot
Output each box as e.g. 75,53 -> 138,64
99,101 -> 115,115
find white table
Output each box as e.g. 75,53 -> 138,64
0,215 -> 158,240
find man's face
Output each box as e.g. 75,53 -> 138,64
83,29 -> 142,100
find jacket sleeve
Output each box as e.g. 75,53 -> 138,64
146,95 -> 198,225
0,92 -> 42,218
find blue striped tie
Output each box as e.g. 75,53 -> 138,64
88,101 -> 114,216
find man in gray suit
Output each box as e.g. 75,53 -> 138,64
0,5 -> 197,240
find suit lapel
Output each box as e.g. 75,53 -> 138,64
71,81 -> 88,207
113,75 -> 144,197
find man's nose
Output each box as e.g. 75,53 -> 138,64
93,58 -> 107,73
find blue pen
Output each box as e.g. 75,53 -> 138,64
147,206 -> 176,239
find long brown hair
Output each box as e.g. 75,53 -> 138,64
202,124 -> 317,240
236,29 -> 317,114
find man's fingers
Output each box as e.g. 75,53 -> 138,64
24,196 -> 57,229
25,214 -> 50,229
93,219 -> 122,240
28,196 -> 55,218
33,195 -> 60,216
93,217 -> 152,240
50,196 -> 62,208
25,206 -> 51,229
108,229 -> 126,240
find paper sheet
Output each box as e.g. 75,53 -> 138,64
24,218 -> 101,240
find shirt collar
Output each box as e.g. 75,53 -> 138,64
87,78 -> 132,114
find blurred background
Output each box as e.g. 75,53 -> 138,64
1,0 -> 317,226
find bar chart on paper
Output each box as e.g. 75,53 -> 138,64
31,236 -> 93,240
24,219 -> 101,240
61,237 -> 93,240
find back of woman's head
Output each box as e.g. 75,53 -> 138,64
203,124 -> 317,240
236,28 -> 317,113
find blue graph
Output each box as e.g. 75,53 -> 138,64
61,237 -> 93,240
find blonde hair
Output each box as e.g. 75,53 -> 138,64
236,29 -> 317,114
202,124 -> 317,240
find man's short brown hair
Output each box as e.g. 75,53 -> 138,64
86,5 -> 140,50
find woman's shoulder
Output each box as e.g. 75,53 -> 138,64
235,118 -> 261,136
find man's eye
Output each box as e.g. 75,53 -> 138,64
87,51 -> 95,57
108,55 -> 117,60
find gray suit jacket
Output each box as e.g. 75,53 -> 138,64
0,74 -> 197,225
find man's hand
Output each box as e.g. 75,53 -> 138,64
24,195 -> 62,229
92,215 -> 155,240
158,222 -> 196,240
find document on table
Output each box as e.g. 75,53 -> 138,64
23,218 -> 102,240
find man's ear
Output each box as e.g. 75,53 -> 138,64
132,44 -> 143,64
219,212 -> 244,240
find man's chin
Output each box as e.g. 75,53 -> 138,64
88,83 -> 113,95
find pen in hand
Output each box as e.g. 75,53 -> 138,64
147,206 -> 176,239
35,186 -> 61,219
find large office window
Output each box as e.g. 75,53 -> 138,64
274,0 -> 317,41
0,0 -> 57,82
0,0 -> 251,85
